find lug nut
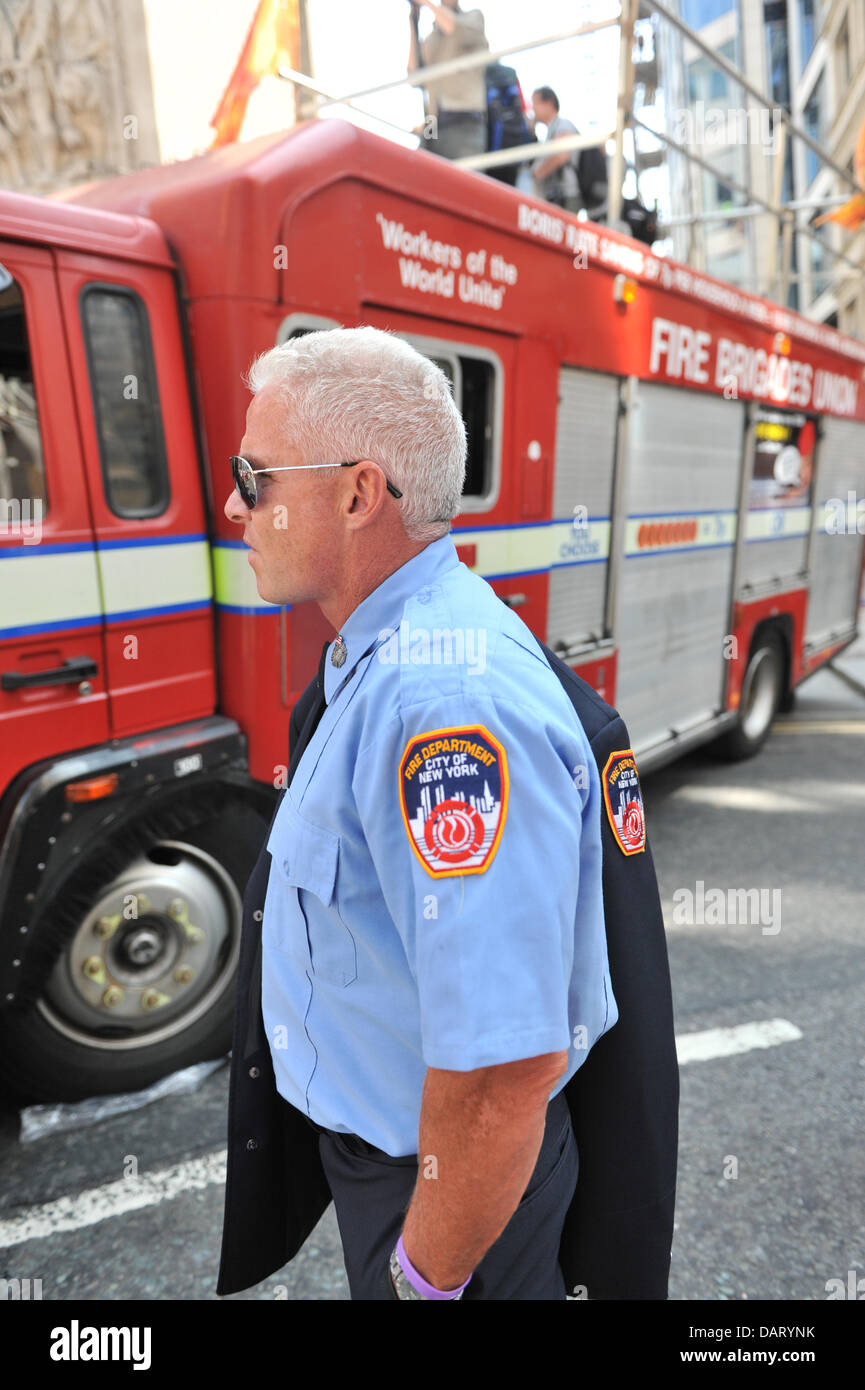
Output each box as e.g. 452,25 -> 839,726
83,956 -> 106,982
184,924 -> 204,944
174,965 -> 194,984
95,915 -> 120,939
169,899 -> 186,919
102,986 -> 124,1007
141,988 -> 170,1010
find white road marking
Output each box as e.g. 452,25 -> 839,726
672,780 -> 865,811
771,721 -> 865,734
0,1148 -> 226,1250
672,785 -> 815,812
676,1018 -> 803,1065
0,1017 -> 804,1248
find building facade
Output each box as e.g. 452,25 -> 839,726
658,0 -> 864,337
0,0 -> 159,193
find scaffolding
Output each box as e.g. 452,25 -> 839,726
276,1 -> 864,320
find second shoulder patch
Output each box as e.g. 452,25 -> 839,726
602,748 -> 646,855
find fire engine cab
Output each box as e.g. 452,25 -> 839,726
1,119 -> 863,1099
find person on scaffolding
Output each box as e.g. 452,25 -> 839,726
407,0 -> 489,162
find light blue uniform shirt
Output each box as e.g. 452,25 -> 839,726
262,533 -> 617,1156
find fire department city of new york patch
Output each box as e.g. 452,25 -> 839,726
399,725 -> 508,877
602,748 -> 646,855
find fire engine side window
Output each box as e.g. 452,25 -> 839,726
458,357 -> 494,499
0,267 -> 48,513
405,342 -> 499,504
283,327 -> 500,507
81,286 -> 168,517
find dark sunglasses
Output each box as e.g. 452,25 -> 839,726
230,455 -> 403,509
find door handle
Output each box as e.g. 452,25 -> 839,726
1,655 -> 99,691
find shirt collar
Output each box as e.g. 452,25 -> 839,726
323,533 -> 461,704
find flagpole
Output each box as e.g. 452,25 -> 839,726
295,0 -> 316,123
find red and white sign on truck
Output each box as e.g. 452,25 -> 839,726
1,120 -> 863,1098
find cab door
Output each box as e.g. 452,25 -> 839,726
55,252 -> 215,738
0,244 -> 109,795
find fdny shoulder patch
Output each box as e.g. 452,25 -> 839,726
602,748 -> 646,856
398,725 -> 508,877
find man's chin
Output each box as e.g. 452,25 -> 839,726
256,584 -> 294,607
252,570 -> 299,608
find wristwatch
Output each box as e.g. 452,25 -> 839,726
388,1243 -> 466,1300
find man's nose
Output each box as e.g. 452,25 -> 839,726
224,487 -> 249,524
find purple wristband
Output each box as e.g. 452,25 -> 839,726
395,1233 -> 472,1300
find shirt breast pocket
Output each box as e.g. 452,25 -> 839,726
266,800 -> 358,988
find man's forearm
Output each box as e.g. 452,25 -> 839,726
534,152 -> 571,180
400,1053 -> 568,1291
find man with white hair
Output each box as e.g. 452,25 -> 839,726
217,326 -> 635,1300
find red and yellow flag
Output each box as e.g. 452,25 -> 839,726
814,112 -> 865,229
210,0 -> 301,148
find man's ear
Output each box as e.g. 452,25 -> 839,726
344,461 -> 387,528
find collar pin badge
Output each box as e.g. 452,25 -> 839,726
331,636 -> 347,668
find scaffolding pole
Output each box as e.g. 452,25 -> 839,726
610,0 -> 637,227
764,122 -> 787,300
629,113 -> 864,280
456,130 -> 616,174
661,194 -> 854,226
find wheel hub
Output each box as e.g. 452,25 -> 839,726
37,840 -> 242,1051
109,915 -> 179,979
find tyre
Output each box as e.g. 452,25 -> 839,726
711,629 -> 787,762
0,801 -> 267,1103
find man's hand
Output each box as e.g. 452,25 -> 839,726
400,1050 -> 570,1291
419,1 -> 458,36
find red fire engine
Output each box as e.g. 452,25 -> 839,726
1,119 -> 863,1099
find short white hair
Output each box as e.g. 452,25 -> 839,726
245,326 -> 466,543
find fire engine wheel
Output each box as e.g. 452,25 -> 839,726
712,629 -> 786,762
0,808 -> 265,1103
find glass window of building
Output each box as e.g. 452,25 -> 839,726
687,42 -> 737,121
764,0 -> 791,106
798,0 -> 816,72
680,0 -> 735,26
803,71 -> 825,184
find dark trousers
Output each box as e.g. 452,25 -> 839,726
311,1089 -> 578,1300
